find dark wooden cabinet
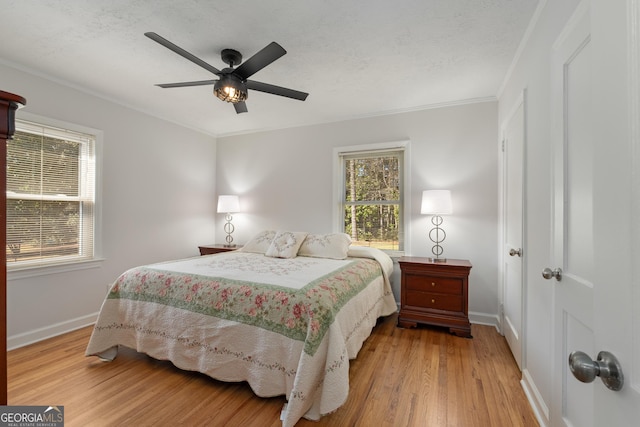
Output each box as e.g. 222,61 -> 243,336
1,91 -> 26,404
198,244 -> 237,256
398,257 -> 472,338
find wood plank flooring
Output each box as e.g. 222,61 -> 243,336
8,313 -> 539,426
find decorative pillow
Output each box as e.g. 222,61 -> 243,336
240,230 -> 277,254
298,233 -> 352,260
265,231 -> 309,259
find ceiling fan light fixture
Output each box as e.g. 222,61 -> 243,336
214,75 -> 248,103
146,33 -> 308,113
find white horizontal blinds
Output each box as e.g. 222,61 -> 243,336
340,148 -> 403,251
7,120 -> 95,266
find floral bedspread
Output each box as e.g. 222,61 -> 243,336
105,252 -> 383,355
86,249 -> 397,427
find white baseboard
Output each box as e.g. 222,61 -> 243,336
521,368 -> 550,427
469,311 -> 500,332
8,312 -> 98,351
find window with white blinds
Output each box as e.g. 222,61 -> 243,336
7,119 -> 96,268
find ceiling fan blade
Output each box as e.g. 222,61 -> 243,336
156,79 -> 217,88
234,42 -> 286,80
234,101 -> 248,114
145,32 -> 222,76
246,80 -> 309,101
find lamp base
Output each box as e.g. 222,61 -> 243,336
427,257 -> 447,263
223,213 -> 236,248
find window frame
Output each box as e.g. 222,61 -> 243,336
7,112 -> 103,279
333,140 -> 411,257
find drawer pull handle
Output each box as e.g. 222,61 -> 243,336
431,282 -> 436,287
431,299 -> 436,304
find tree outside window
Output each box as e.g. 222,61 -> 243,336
343,152 -> 402,251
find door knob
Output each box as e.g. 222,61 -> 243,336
542,267 -> 562,281
509,248 -> 522,257
568,350 -> 624,391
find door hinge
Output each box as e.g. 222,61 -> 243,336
501,139 -> 506,152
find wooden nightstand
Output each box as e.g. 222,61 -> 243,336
397,257 -> 472,338
198,244 -> 237,256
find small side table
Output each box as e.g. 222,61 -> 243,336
198,244 -> 237,256
397,257 -> 472,338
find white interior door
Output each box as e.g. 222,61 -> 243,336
550,4 -> 595,426
501,94 -> 525,369
551,1 -> 640,425
590,0 -> 640,424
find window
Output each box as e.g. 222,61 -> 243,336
7,119 -> 97,269
335,141 -> 409,253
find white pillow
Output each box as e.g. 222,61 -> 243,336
265,231 -> 309,259
240,230 -> 277,254
298,233 -> 351,259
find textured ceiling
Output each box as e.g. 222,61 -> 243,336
0,0 -> 539,136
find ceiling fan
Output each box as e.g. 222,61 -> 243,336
145,32 -> 308,114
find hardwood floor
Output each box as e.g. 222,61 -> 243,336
8,313 -> 539,426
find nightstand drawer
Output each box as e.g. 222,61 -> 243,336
405,290 -> 463,312
404,274 -> 462,295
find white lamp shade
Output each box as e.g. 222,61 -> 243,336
421,190 -> 452,215
217,195 -> 240,213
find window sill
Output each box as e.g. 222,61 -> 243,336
8,257 -> 105,280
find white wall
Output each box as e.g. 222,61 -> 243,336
1,62 -> 217,347
217,101 -> 500,322
497,0 -> 580,424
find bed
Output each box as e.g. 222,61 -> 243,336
85,231 -> 398,426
